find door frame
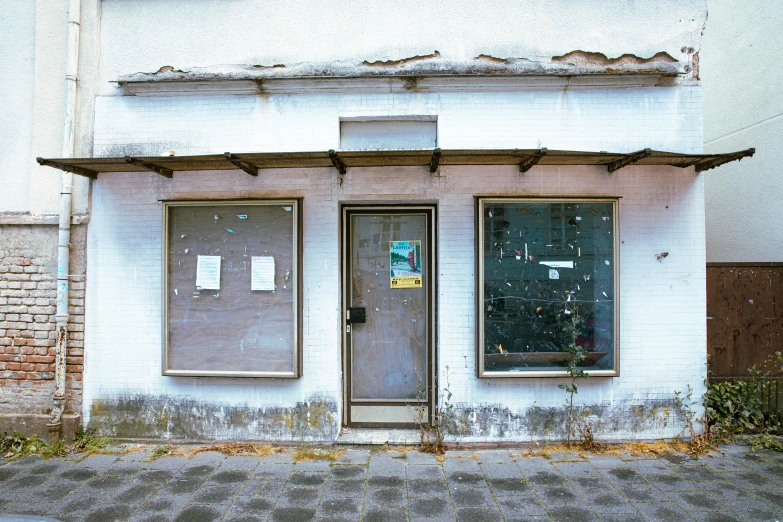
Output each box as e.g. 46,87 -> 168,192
341,204 -> 438,428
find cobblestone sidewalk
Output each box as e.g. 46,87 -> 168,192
1,444 -> 782,521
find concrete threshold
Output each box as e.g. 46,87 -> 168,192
336,427 -> 422,445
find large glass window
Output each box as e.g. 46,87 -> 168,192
478,198 -> 619,377
163,200 -> 301,377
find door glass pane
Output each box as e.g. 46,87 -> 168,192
350,214 -> 427,400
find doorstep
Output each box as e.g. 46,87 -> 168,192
336,427 -> 422,445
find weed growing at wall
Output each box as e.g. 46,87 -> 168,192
413,366 -> 454,455
557,296 -> 589,446
0,427 -> 112,461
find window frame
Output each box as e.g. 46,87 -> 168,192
476,197 -> 620,378
161,199 -> 303,378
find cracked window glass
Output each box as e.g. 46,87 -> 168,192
165,201 -> 299,377
479,199 -> 617,375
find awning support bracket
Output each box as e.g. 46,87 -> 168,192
224,152 -> 258,177
36,157 -> 97,180
429,148 -> 442,174
695,148 -> 755,173
519,148 -> 548,173
124,156 -> 173,178
328,149 -> 347,186
606,148 -> 652,173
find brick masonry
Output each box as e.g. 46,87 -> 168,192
0,225 -> 86,416
83,85 -> 708,442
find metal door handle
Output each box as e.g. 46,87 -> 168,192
347,307 -> 366,324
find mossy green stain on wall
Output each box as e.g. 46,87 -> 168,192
88,394 -> 338,441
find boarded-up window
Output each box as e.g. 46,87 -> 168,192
163,200 -> 301,377
477,198 -> 619,378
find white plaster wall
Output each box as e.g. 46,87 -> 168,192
702,0 -> 783,262
84,87 -> 706,441
0,0 -> 98,217
97,0 -> 707,95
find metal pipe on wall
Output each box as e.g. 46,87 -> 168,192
48,0 -> 81,442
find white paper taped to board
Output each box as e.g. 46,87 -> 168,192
251,256 -> 275,291
540,260 -> 574,269
196,255 -> 221,290
549,269 -> 560,280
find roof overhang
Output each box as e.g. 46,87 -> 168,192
36,148 -> 756,181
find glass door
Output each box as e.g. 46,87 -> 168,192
343,207 -> 435,427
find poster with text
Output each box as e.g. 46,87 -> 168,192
389,240 -> 422,289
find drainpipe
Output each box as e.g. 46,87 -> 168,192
48,0 -> 81,443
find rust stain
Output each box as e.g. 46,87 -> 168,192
363,50 -> 441,67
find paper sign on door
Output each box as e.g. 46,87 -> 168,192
196,255 -> 221,290
390,240 -> 422,289
251,256 -> 275,291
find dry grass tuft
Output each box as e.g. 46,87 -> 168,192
435,455 -> 446,462
292,446 -> 344,463
182,442 -> 281,459
510,439 -> 698,460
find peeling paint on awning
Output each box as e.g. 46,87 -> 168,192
36,148 -> 756,181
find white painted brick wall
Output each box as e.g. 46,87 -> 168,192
84,86 -> 706,441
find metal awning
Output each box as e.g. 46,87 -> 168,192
36,148 -> 755,180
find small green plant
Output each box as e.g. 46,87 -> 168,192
71,426 -> 112,456
1,431 -> 47,459
149,444 -> 173,461
557,296 -> 589,446
748,433 -> 783,453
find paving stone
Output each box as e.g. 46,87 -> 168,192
700,457 -> 750,472
555,461 -> 599,477
338,449 -> 371,464
223,496 -> 276,521
454,506 -> 503,522
442,457 -> 481,472
547,506 -> 600,522
278,486 -> 323,507
329,464 -> 367,479
752,461 -> 783,480
58,467 -> 99,482
525,470 -> 567,487
496,495 -> 548,517
158,475 -> 208,495
76,454 -> 119,469
568,477 -> 615,493
179,463 -> 219,478
615,483 -> 669,503
318,497 -> 363,518
583,490 -> 637,513
367,486 -> 406,506
174,504 -> 226,522
689,512 -> 742,522
535,484 -> 582,506
583,454 -> 626,468
368,459 -> 406,476
597,513 -> 646,522
48,492 -> 107,515
219,456 -> 261,470
3,501 -> 55,516
445,471 -> 486,486
287,472 -> 327,488
192,484 -> 239,504
323,478 -> 366,498
362,507 -> 409,522
27,461 -> 66,475
254,463 -> 294,478
138,495 -> 190,515
702,480 -> 757,502
667,490 -> 726,512
722,499 -> 782,521
407,464 -> 445,479
598,466 -> 646,484
488,477 -> 531,495
754,489 -> 783,510
111,482 -> 161,503
84,503 -> 137,522
80,474 -> 126,492
409,496 -> 454,518
451,487 -> 494,506
634,501 -> 695,522
294,460 -> 332,472
134,469 -> 176,483
644,473 -> 700,491
722,470 -> 778,489
32,482 -> 77,502
187,452 -> 228,465
481,463 -> 522,478
407,478 -> 449,497
368,475 -> 405,489
515,457 -> 556,471
405,452 -> 441,465
674,465 -> 724,482
207,469 -> 252,485
145,456 -> 187,470
100,463 -> 144,477
628,459 -> 672,474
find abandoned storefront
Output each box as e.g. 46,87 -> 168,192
37,67 -> 753,443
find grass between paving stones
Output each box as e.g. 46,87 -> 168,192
292,444 -> 344,462
1,427 -> 112,461
510,440 -> 694,460
146,441 -> 284,461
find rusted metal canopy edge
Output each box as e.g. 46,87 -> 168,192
36,148 -> 755,179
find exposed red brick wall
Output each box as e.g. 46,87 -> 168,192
0,255 -> 84,414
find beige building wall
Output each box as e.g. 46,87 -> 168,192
702,0 -> 783,262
